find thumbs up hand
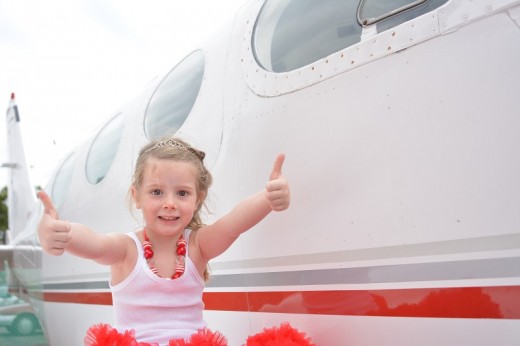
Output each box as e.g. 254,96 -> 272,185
37,191 -> 72,256
265,154 -> 290,211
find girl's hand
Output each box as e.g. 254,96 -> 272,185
37,191 -> 72,256
266,154 -> 290,211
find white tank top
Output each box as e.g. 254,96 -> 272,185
110,229 -> 206,345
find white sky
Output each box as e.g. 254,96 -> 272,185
0,0 -> 249,189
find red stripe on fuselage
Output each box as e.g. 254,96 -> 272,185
43,292 -> 113,305
41,286 -> 520,319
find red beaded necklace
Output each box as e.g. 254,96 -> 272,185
142,228 -> 187,280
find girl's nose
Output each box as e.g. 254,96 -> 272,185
163,195 -> 177,209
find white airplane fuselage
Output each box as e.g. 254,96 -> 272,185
5,0 -> 520,345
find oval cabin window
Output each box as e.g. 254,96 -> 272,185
253,0 -> 449,73
144,50 -> 205,139
253,0 -> 362,73
85,113 -> 124,184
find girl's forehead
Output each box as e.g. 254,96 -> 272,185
142,158 -> 198,180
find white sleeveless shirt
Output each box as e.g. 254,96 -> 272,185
110,229 -> 206,345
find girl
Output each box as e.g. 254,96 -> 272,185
37,137 -> 290,346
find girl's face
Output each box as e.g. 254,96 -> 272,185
132,157 -> 199,238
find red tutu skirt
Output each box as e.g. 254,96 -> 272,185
245,323 -> 314,346
84,324 -> 228,346
85,322 -> 313,346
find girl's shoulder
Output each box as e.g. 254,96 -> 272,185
187,227 -> 210,276
109,231 -> 139,285
130,229 -> 143,242
187,225 -> 206,241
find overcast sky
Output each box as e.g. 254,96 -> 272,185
0,0 -> 249,189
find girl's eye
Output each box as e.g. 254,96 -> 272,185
151,189 -> 162,196
178,191 -> 188,197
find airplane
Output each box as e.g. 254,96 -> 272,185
3,0 -> 520,344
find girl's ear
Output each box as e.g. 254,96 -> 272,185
197,192 -> 206,210
131,186 -> 141,209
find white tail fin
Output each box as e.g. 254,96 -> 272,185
3,93 -> 37,241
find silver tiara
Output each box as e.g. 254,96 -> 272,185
142,139 -> 190,156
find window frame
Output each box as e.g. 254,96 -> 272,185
357,0 -> 427,26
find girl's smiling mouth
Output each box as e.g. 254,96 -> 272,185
159,216 -> 180,221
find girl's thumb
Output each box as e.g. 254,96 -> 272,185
269,154 -> 285,181
38,190 -> 59,219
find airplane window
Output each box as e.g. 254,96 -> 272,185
144,50 -> 205,139
253,0 -> 362,73
51,152 -> 76,207
358,0 -> 448,30
85,113 -> 124,184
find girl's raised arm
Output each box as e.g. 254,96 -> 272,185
37,191 -> 127,266
195,154 -> 290,261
